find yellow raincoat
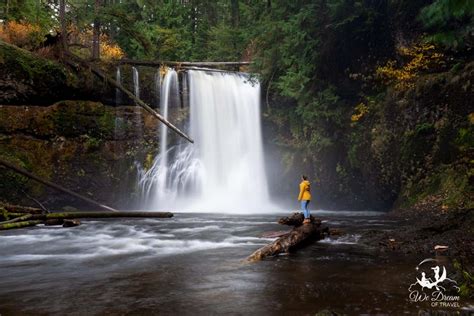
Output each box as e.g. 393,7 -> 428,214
298,180 -> 311,201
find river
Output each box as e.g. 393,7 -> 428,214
0,211 -> 469,315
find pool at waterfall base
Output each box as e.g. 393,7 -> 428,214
0,210 -> 471,315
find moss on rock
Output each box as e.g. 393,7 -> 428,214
0,40 -> 79,105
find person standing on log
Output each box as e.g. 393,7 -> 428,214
298,175 -> 312,224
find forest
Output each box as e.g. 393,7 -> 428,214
0,0 -> 472,314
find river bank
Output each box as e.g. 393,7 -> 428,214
361,208 -> 473,258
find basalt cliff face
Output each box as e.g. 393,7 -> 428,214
264,62 -> 473,213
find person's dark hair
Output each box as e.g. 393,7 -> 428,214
302,175 -> 308,180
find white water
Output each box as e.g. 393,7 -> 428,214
114,66 -> 123,140
132,66 -> 140,99
115,67 -> 122,106
154,69 -> 162,108
153,68 -> 179,203
131,66 -> 143,139
140,70 -> 271,213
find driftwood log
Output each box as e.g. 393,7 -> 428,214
116,59 -> 250,68
247,212 -> 329,262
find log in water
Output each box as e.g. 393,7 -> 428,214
247,212 -> 328,262
0,211 -> 173,230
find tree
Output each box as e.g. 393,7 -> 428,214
92,0 -> 101,60
420,0 -> 473,50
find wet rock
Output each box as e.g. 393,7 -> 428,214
44,219 -> 64,226
329,228 -> 344,236
62,219 -> 81,227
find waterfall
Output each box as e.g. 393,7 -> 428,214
132,67 -> 140,99
153,68 -> 179,203
115,67 -> 122,106
114,66 -> 122,138
140,70 -> 270,213
131,66 -> 143,139
154,69 -> 162,108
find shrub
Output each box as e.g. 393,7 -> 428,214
0,20 -> 43,50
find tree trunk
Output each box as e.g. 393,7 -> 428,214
30,211 -> 173,220
0,212 -> 173,230
246,213 -> 328,262
0,220 -> 44,230
116,59 -> 250,68
0,214 -> 32,225
92,0 -> 101,60
59,0 -> 67,53
231,0 -> 240,28
1,204 -> 44,214
5,0 -> 10,20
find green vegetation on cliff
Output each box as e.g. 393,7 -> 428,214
0,101 -> 158,209
0,40 -> 78,105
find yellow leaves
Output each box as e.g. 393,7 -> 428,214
468,113 -> 474,125
69,27 -> 125,60
159,66 -> 169,77
351,102 -> 369,123
99,35 -> 124,60
375,42 -> 444,90
0,21 -> 42,49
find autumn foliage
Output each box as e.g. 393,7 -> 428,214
376,43 -> 445,90
0,21 -> 43,50
69,26 -> 124,60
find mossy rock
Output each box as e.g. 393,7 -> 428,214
0,40 -> 79,105
398,164 -> 473,210
50,101 -> 115,139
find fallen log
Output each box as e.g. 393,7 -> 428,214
0,214 -> 32,225
0,211 -> 173,230
29,211 -> 173,220
0,220 -> 44,230
0,158 -> 118,212
181,66 -> 242,74
247,213 -> 328,262
1,203 -> 45,214
117,59 -> 250,68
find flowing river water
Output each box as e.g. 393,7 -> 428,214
1,210 -> 468,315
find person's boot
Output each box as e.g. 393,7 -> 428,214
303,218 -> 311,224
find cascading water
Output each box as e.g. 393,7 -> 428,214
114,66 -> 123,139
115,67 -> 122,106
132,66 -> 140,99
140,70 -> 270,213
132,66 -> 143,138
154,69 -> 162,108
154,68 -> 179,203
